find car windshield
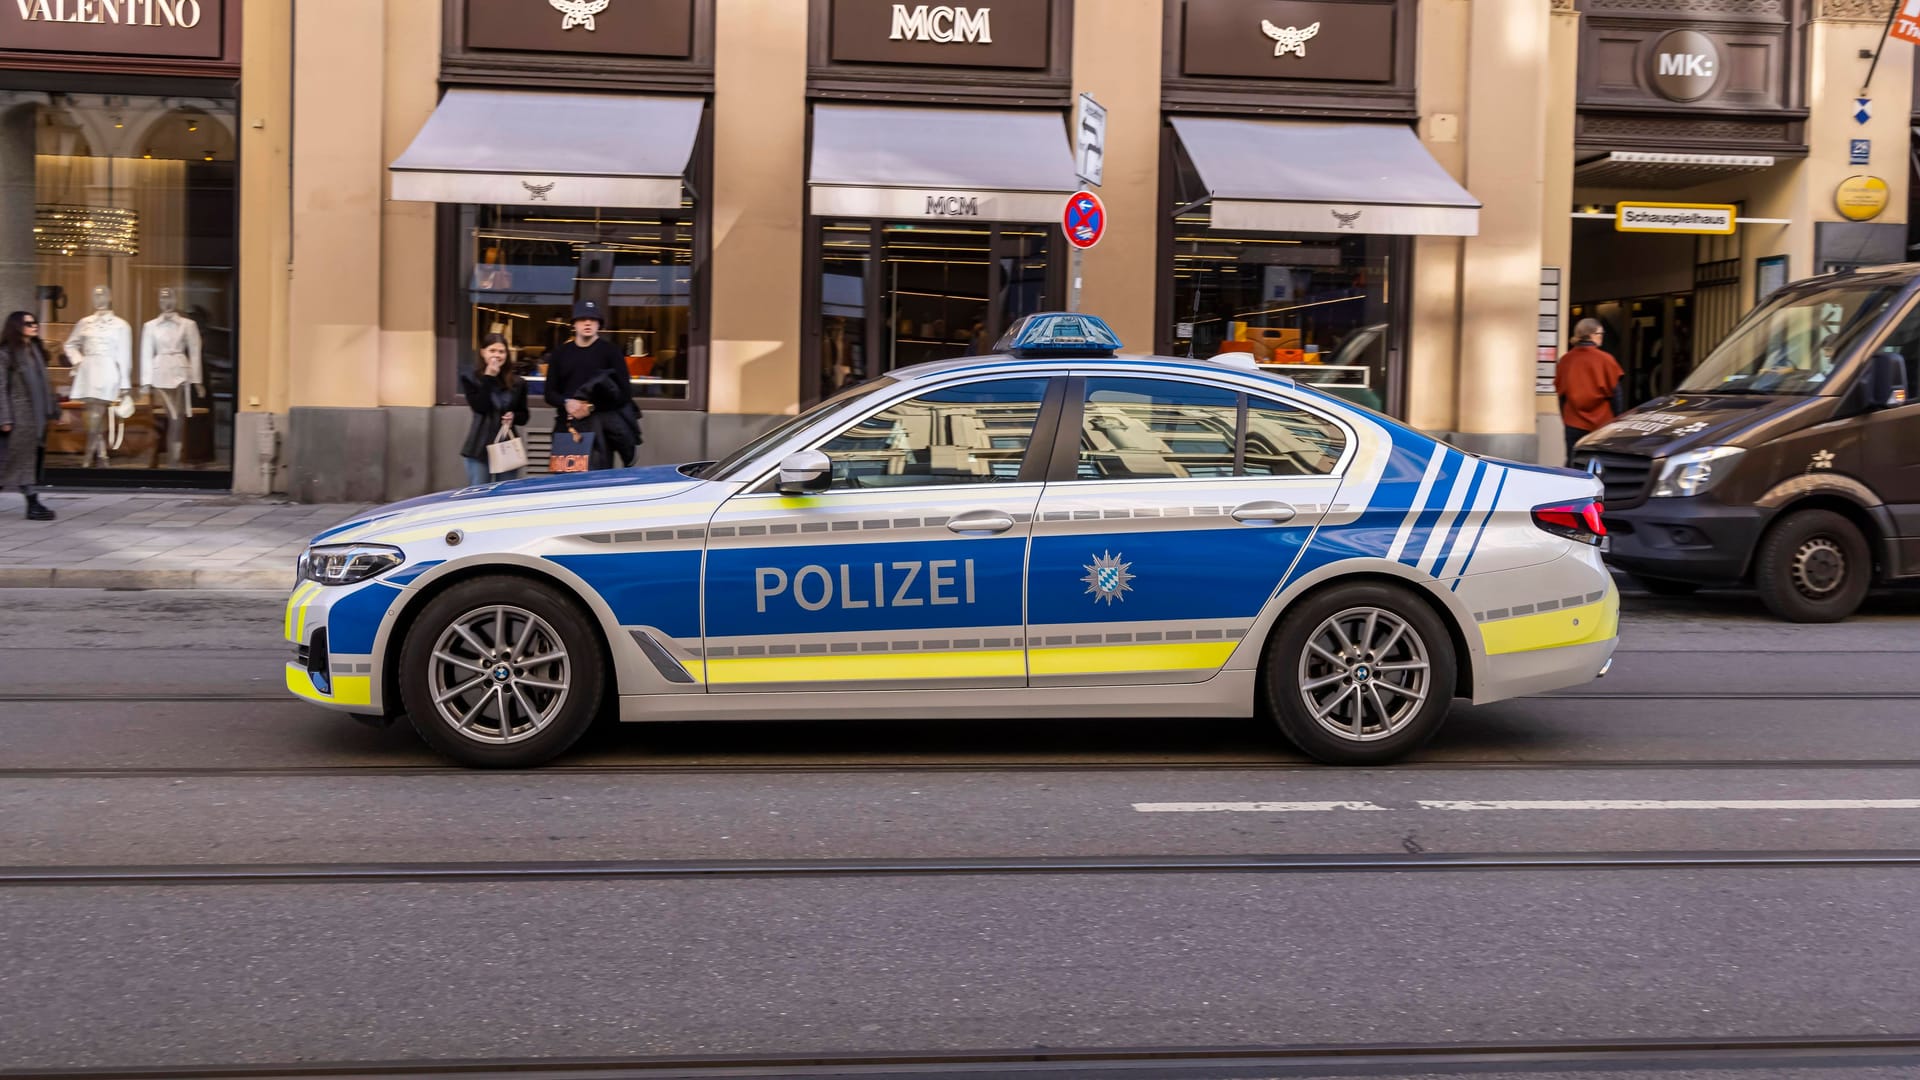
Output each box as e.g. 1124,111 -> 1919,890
1676,282 -> 1901,396
701,377 -> 899,481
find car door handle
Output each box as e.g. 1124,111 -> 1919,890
1230,501 -> 1298,524
946,511 -> 1017,535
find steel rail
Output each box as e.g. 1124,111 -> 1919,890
5,1033 -> 1920,1079
7,849 -> 1920,889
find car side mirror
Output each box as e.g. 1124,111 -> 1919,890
1869,348 -> 1909,409
776,450 -> 833,495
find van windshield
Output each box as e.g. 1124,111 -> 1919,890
1676,282 -> 1901,396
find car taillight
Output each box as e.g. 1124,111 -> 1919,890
1532,498 -> 1606,546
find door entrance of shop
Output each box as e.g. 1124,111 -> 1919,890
1570,293 -> 1694,408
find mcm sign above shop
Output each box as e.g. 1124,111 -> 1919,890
0,0 -> 232,69
810,0 -> 1069,102
1162,0 -> 1416,117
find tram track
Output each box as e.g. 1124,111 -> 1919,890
5,1033 -> 1920,1079
6,848 -> 1920,889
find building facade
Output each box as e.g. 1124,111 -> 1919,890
4,0 -> 1910,502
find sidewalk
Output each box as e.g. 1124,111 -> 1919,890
0,490 -> 374,590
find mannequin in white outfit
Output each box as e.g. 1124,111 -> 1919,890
65,286 -> 132,467
140,289 -> 204,468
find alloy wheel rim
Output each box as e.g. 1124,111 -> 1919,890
1791,537 -> 1846,599
428,604 -> 571,745
1297,606 -> 1431,743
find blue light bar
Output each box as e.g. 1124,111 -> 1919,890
994,312 -> 1124,358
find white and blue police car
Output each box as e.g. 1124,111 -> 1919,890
287,313 -> 1617,767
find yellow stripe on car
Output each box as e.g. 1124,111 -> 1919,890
1028,641 -> 1238,676
285,665 -> 373,707
1479,589 -> 1619,656
705,649 -> 1025,685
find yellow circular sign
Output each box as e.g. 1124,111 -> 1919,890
1836,175 -> 1890,222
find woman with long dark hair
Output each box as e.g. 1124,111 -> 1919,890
459,332 -> 529,486
0,311 -> 59,521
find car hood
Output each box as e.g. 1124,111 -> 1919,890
1576,394 -> 1801,457
309,464 -> 705,544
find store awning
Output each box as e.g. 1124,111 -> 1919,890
390,89 -> 702,209
809,104 -> 1079,223
1169,117 -> 1480,236
1573,151 -> 1777,190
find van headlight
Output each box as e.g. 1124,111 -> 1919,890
1651,446 -> 1744,498
298,543 -> 404,585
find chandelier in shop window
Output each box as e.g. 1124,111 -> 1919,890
33,204 -> 140,258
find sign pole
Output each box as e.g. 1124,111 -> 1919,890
1069,248 -> 1084,312
1864,0 -> 1904,93
1061,189 -> 1106,313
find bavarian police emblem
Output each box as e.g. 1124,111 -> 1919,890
1081,551 -> 1135,605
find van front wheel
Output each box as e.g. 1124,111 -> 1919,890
1754,509 -> 1871,623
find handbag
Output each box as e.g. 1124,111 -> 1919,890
486,424 -> 528,475
548,423 -> 595,474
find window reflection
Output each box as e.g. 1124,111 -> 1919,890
817,378 -> 1048,489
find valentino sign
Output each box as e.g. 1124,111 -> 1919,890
11,0 -> 204,26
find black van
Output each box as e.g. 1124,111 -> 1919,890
1573,266 -> 1915,622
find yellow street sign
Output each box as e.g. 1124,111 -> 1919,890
1614,202 -> 1738,235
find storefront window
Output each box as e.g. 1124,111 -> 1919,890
1168,219 -> 1403,415
0,91 -> 237,479
459,201 -> 699,405
814,220 -> 1056,404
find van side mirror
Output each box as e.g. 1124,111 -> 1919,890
776,450 -> 833,495
1869,348 -> 1909,410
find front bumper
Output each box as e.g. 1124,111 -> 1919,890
1600,498 -> 1769,586
285,577 -> 405,713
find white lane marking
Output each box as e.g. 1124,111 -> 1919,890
1386,449 -> 1450,563
1133,801 -> 1388,813
1133,799 -> 1920,813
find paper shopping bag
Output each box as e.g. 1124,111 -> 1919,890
548,424 -> 595,474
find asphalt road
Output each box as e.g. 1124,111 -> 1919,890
3,586 -> 1920,1078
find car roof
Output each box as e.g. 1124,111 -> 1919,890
885,351 -> 1301,390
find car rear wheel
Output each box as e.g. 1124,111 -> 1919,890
1263,582 -> 1457,765
1754,509 -> 1871,623
398,575 -> 606,767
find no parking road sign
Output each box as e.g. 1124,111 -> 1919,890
1063,190 -> 1106,250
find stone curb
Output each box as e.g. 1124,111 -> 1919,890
0,567 -> 288,590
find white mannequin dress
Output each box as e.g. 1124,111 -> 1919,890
66,312 -> 133,402
140,312 -> 203,392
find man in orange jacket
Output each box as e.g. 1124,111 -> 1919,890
1555,318 -> 1626,466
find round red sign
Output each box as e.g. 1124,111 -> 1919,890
1063,190 -> 1106,250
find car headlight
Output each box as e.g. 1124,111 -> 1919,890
1651,446 -> 1744,498
299,543 -> 404,586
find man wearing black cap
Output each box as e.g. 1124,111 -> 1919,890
543,300 -> 632,466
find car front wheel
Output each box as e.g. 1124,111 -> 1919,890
398,575 -> 606,768
1754,509 -> 1871,623
1264,582 -> 1458,765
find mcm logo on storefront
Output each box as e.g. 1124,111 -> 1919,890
12,0 -> 204,26
547,0 -> 609,32
1260,19 -> 1319,59
925,194 -> 980,217
889,4 -> 992,44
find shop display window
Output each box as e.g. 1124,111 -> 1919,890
1168,220 -> 1404,415
0,91 -> 237,479
459,201 -> 701,406
812,220 -> 1057,405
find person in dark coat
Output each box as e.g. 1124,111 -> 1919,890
542,299 -> 632,471
0,311 -> 60,521
459,333 -> 529,486
576,368 -> 642,468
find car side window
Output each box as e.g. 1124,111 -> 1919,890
1875,304 -> 1920,399
813,377 -> 1050,490
1077,378 -> 1240,480
1245,395 -> 1347,476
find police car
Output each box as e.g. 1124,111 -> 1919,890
287,313 -> 1617,768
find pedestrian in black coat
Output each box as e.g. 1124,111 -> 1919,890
0,311 -> 59,520
459,333 -> 529,486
